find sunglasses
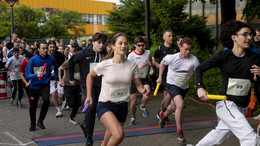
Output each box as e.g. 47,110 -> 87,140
136,44 -> 145,47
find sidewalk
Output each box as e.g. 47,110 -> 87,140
0,92 -> 258,146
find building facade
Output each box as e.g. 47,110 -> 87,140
18,0 -> 115,36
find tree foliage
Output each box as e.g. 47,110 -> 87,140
243,0 -> 260,20
0,2 -> 85,39
13,5 -> 46,38
106,0 -> 216,51
106,0 -> 146,42
197,0 -> 260,24
49,9 -> 86,38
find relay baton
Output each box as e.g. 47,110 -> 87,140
82,102 -> 90,114
207,94 -> 227,100
153,83 -> 160,96
38,63 -> 47,80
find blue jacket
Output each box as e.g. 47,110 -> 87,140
224,45 -> 260,56
25,54 -> 58,89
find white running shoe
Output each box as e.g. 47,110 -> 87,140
69,118 -> 78,125
56,111 -> 63,118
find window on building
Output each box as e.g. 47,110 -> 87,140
97,15 -> 102,25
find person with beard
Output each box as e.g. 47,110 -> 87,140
47,40 -> 66,118
69,32 -> 107,146
25,41 -> 58,131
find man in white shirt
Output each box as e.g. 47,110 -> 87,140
157,37 -> 200,143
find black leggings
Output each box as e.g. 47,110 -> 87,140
11,79 -> 23,101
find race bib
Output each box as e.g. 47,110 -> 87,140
110,86 -> 130,102
175,76 -> 190,87
33,66 -> 47,75
226,78 -> 251,96
90,63 -> 99,71
74,72 -> 80,80
139,68 -> 149,78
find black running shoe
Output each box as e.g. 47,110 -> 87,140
159,111 -> 165,128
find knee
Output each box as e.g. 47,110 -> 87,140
114,131 -> 124,143
175,102 -> 184,109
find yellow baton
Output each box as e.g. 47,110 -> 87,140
154,83 -> 160,96
207,94 -> 227,100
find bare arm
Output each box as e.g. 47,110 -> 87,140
85,70 -> 98,106
156,61 -> 165,84
20,72 -> 29,87
152,57 -> 160,69
58,66 -> 64,86
133,77 -> 150,96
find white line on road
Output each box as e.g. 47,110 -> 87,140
1,132 -> 34,146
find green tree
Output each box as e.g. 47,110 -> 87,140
106,0 -> 216,51
199,0 -> 260,24
49,9 -> 86,38
106,0 -> 146,42
0,1 -> 86,39
13,5 -> 46,38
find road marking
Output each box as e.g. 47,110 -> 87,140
0,132 -> 34,146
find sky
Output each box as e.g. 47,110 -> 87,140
95,0 -> 121,5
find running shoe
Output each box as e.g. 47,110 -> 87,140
157,110 -> 169,122
128,117 -> 136,125
140,105 -> 149,118
177,132 -> 187,143
17,100 -> 23,108
186,144 -> 194,146
69,118 -> 78,125
9,98 -> 14,104
159,111 -> 166,128
56,111 -> 63,118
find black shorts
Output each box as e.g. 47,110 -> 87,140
166,83 -> 189,99
96,101 -> 128,122
130,78 -> 150,94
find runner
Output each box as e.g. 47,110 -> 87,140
84,32 -> 150,146
157,37 -> 200,143
127,36 -> 152,125
194,20 -> 260,146
25,41 -> 58,131
59,46 -> 82,124
69,33 -> 107,145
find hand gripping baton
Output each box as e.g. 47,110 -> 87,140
38,63 -> 47,80
82,102 -> 90,114
153,83 -> 160,96
207,94 -> 227,100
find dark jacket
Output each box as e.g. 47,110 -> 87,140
69,45 -> 102,88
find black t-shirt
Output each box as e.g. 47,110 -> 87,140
195,49 -> 260,108
153,44 -> 179,63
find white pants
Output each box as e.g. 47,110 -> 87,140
196,100 -> 258,146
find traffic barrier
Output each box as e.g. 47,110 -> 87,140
0,74 -> 7,99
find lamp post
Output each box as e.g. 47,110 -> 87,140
5,0 -> 18,35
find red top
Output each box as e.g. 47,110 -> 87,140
19,59 -> 29,82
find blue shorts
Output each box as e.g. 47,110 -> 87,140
96,101 -> 128,122
166,83 -> 189,99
